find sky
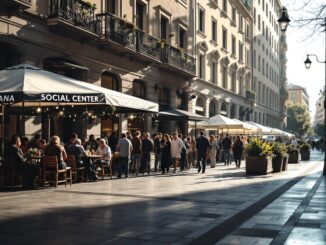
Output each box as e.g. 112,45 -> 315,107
281,0 -> 325,120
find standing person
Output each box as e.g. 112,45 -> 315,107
187,136 -> 196,169
233,136 -> 244,168
161,134 -> 171,174
107,132 -> 118,152
196,132 -> 210,173
44,136 -> 67,169
27,134 -> 41,149
170,133 -> 184,173
209,135 -> 218,168
131,131 -> 142,176
221,134 -> 232,165
140,133 -> 153,174
178,133 -> 188,171
117,133 -> 133,178
126,131 -> 132,141
153,133 -> 163,172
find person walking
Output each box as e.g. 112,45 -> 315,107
233,136 -> 244,168
140,133 -> 153,174
186,136 -> 195,169
196,132 -> 210,173
170,133 -> 184,173
153,133 -> 163,172
161,134 -> 171,174
131,131 -> 142,176
209,135 -> 218,168
117,133 -> 133,178
221,134 -> 232,165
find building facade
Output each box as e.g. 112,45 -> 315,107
252,0 -> 286,129
286,84 -> 309,109
314,95 -> 324,126
0,0 -> 196,140
190,0 -> 254,122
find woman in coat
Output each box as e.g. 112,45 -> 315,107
161,134 -> 171,174
233,135 -> 244,168
209,135 -> 218,168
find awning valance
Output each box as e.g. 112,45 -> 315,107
159,108 -> 206,121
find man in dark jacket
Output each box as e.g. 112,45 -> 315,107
196,132 -> 210,173
221,134 -> 232,165
140,133 -> 153,174
5,135 -> 38,188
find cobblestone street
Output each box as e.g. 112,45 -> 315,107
0,151 -> 325,245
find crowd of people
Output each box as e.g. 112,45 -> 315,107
4,130 -> 317,189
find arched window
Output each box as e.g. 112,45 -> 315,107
209,100 -> 216,117
101,72 -> 120,91
196,97 -> 205,116
220,101 -> 227,116
230,104 -> 236,118
133,79 -> 146,99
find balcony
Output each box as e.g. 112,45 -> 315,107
47,0 -> 98,40
1,0 -> 32,10
161,45 -> 196,77
245,90 -> 256,104
135,30 -> 161,62
280,87 -> 289,100
96,13 -> 136,52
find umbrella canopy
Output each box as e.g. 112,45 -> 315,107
245,121 -> 277,135
0,64 -> 158,112
196,114 -> 244,130
0,64 -> 107,106
232,118 -> 259,134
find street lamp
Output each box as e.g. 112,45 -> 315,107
303,18 -> 326,176
277,7 -> 291,32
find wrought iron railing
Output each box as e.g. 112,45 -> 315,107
136,30 -> 160,59
96,12 -> 136,49
162,45 -> 196,74
49,0 -> 96,32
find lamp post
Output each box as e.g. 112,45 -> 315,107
303,18 -> 326,175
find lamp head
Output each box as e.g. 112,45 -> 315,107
304,56 -> 312,69
278,7 -> 291,32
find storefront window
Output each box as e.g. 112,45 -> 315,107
209,100 -> 216,117
158,87 -> 169,106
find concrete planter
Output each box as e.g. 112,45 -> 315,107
300,150 -> 310,161
272,156 -> 283,173
288,151 -> 300,164
282,155 -> 288,171
246,156 -> 273,175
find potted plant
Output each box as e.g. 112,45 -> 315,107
282,152 -> 289,171
300,143 -> 311,160
271,142 -> 287,173
287,145 -> 300,163
245,138 -> 273,175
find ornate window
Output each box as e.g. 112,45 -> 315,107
133,79 -> 146,99
196,97 -> 205,116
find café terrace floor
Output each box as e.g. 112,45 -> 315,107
0,151 -> 325,245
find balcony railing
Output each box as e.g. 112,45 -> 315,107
3,0 -> 32,9
136,31 -> 160,60
49,0 -> 96,32
96,13 -> 136,49
245,90 -> 256,103
162,45 -> 196,74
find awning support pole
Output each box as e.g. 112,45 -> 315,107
1,105 -> 4,156
195,121 -> 197,138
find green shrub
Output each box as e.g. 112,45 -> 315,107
245,138 -> 273,158
271,142 -> 287,158
299,143 -> 311,151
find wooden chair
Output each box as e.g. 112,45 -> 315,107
42,156 -> 67,187
3,156 -> 21,186
66,155 -> 84,183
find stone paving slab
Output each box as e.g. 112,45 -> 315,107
0,151 -> 324,244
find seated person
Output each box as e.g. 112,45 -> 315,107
66,139 -> 87,167
44,136 -> 67,169
28,134 -> 41,149
85,134 -> 98,151
4,135 -> 38,188
38,139 -> 47,154
95,139 -> 112,165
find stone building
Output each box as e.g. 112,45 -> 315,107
314,94 -> 324,126
190,0 -> 254,121
286,84 -> 309,109
0,0 -> 196,140
252,0 -> 286,128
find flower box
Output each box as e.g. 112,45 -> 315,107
272,156 -> 283,173
288,151 -> 299,163
300,150 -> 310,160
246,156 -> 273,175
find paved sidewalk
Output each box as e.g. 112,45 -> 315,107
0,151 -> 324,245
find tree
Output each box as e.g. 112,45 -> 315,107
286,104 -> 311,137
314,123 -> 325,137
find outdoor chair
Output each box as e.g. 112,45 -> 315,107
42,156 -> 68,187
66,155 -> 84,183
2,156 -> 21,186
